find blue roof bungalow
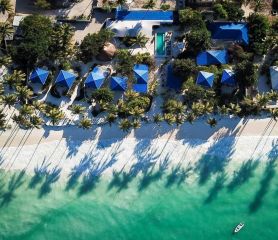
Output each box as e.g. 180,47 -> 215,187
84,67 -> 105,89
110,76 -> 128,91
196,50 -> 228,66
29,68 -> 49,85
221,69 -> 236,86
133,64 -> 148,93
196,71 -> 214,88
55,70 -> 76,89
209,22 -> 249,45
115,10 -> 174,22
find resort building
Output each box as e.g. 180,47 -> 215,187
196,71 -> 214,88
84,67 -> 105,89
110,76 -> 128,91
133,64 -> 149,94
209,22 -> 249,45
106,9 -> 174,56
270,66 -> 278,90
196,50 -> 229,66
55,70 -> 76,89
29,68 -> 49,85
221,69 -> 236,86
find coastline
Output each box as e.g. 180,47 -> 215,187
0,116 -> 277,177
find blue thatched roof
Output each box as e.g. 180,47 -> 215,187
85,67 -> 105,89
209,22 -> 249,45
133,64 -> 148,93
196,71 -> 214,88
196,50 -> 228,66
110,76 -> 128,91
55,70 -> 76,89
116,10 -> 174,21
29,68 -> 49,85
221,69 -> 236,86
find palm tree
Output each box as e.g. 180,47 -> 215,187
129,106 -> 144,119
163,99 -> 186,115
19,105 -> 35,116
16,86 -> 33,104
0,108 -> 7,129
0,55 -> 11,67
132,119 -> 141,129
32,100 -> 47,113
203,102 -> 214,115
69,104 -> 86,115
267,90 -> 278,102
153,114 -> 163,125
30,115 -> 44,129
218,105 -> 230,116
176,114 -> 185,126
1,94 -> 17,108
119,118 -> 131,132
124,90 -> 139,101
0,0 -> 13,15
253,0 -> 264,12
0,21 -> 13,50
185,112 -> 196,124
207,117 -> 217,128
143,0 -> 155,9
79,117 -> 92,129
127,33 -> 149,48
164,113 -> 176,125
12,113 -> 31,128
4,70 -> 26,89
269,108 -> 278,121
229,103 -> 241,116
116,0 -> 127,6
191,102 -> 204,116
255,93 -> 269,108
105,113 -> 117,126
46,108 -> 65,125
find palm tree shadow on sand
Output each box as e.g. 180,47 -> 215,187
38,166 -> 61,198
0,170 -> 25,207
195,136 -> 236,186
165,162 -> 193,188
77,148 -> 122,196
28,158 -> 51,189
137,153 -> 170,191
227,158 -> 259,192
204,171 -> 227,204
249,140 -> 278,213
107,140 -> 162,192
65,153 -> 96,191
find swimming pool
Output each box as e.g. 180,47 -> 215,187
156,33 -> 166,56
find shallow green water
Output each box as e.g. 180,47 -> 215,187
0,158 -> 278,240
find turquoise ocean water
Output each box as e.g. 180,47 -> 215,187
0,156 -> 278,240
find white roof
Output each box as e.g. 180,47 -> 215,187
270,66 -> 278,90
13,16 -> 25,27
107,20 -> 161,37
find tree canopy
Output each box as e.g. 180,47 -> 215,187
235,60 -> 258,88
173,58 -> 196,79
79,29 -> 114,63
179,8 -> 205,29
10,14 -> 53,68
248,13 -> 270,55
186,28 -> 211,55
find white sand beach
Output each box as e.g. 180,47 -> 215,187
0,117 -> 277,179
